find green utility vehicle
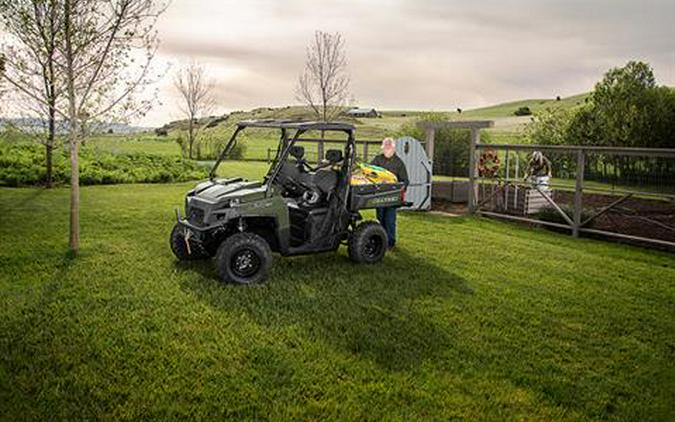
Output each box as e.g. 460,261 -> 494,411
170,120 -> 407,284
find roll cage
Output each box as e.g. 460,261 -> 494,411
209,120 -> 358,194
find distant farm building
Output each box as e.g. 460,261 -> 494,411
345,107 -> 381,118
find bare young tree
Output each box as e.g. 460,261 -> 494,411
1,0 -> 166,254
296,31 -> 350,122
174,61 -> 214,159
0,55 -> 5,103
0,0 -> 64,187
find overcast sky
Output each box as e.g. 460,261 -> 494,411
142,0 -> 674,126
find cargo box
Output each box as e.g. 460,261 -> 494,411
348,182 -> 406,211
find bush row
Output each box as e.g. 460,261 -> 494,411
0,143 -> 209,187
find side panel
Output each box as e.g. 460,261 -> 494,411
395,136 -> 432,210
237,195 -> 291,253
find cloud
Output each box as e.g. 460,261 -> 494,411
140,0 -> 674,126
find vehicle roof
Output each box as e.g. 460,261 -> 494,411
237,119 -> 355,132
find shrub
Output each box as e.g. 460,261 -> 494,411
0,142 -> 208,187
526,61 -> 675,183
514,106 -> 532,116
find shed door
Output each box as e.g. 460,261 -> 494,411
395,137 -> 432,210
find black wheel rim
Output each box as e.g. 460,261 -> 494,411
231,248 -> 261,278
363,235 -> 384,259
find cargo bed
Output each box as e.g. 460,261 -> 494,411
348,183 -> 406,211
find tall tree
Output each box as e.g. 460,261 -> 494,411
0,0 -> 63,187
1,0 -> 166,254
174,61 -> 214,159
591,61 -> 657,148
296,31 -> 350,122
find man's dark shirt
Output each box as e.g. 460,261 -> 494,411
371,154 -> 409,186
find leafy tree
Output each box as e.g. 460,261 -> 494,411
589,61 -> 671,148
1,0 -> 166,254
0,0 -> 64,187
526,61 -> 675,182
525,107 -> 572,145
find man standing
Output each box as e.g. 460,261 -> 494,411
371,138 -> 409,249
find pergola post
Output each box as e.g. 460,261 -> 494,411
425,128 -> 435,166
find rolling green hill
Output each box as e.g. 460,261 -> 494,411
0,90 -> 618,158
453,92 -> 590,119
87,92 -> 593,161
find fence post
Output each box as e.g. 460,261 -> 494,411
317,140 -> 324,163
504,148 -> 510,211
468,128 -> 480,213
573,149 -> 585,237
425,128 -> 435,164
514,153 -> 519,209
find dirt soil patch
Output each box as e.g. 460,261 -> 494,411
555,191 -> 675,244
431,192 -> 675,249
431,199 -> 468,215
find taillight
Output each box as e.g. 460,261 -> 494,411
401,188 -> 406,202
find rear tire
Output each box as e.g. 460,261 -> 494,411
170,223 -> 209,261
215,233 -> 272,284
348,221 -> 387,264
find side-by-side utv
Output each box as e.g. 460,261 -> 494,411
170,120 -> 408,284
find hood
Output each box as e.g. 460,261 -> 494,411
190,178 -> 266,204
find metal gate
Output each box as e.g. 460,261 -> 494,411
396,136 -> 432,210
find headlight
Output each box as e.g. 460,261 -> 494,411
229,198 -> 240,207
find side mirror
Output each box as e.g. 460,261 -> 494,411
325,149 -> 343,163
289,145 -> 305,160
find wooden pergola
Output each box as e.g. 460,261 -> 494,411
416,120 -> 494,212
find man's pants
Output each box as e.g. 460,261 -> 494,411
376,207 -> 397,248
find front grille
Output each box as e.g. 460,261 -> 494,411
187,207 -> 205,226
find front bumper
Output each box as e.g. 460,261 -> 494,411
175,208 -> 219,233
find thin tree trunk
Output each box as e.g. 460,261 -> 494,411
188,119 -> 194,159
65,0 -> 79,254
69,136 -> 79,253
45,142 -> 53,187
45,103 -> 56,187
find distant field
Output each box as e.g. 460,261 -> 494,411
83,93 -> 590,162
452,93 -> 590,119
89,133 -> 182,156
143,92 -> 591,159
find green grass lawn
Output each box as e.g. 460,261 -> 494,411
1,183 -> 674,420
89,134 -> 182,156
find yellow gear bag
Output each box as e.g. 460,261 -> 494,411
350,163 -> 398,185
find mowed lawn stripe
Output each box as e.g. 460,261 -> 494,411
0,184 -> 673,420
